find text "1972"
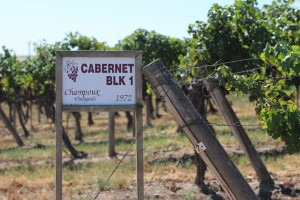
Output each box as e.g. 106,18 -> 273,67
115,95 -> 132,101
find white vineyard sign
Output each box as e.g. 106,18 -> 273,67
62,57 -> 136,105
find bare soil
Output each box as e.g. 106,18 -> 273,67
0,103 -> 300,199
1,144 -> 299,199
86,146 -> 300,200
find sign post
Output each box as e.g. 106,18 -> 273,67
55,51 -> 143,199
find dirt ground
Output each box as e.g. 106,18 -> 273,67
0,102 -> 300,199
1,146 -> 299,200
93,147 -> 300,200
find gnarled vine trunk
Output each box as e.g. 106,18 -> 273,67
188,82 -> 214,188
72,112 -> 84,142
41,96 -> 87,159
87,112 -> 94,126
0,106 -> 24,147
16,102 -> 30,138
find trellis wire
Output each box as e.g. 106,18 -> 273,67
156,73 -> 264,128
147,69 -> 264,186
167,56 -> 299,88
94,137 -> 136,200
93,100 -> 167,200
94,58 -> 292,199
94,77 -> 188,199
168,57 -> 263,74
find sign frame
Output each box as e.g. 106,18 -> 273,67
55,51 -> 143,199
56,50 -> 142,111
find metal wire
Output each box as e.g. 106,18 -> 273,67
93,99 -> 168,200
94,60 -> 293,199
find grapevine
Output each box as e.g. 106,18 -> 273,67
211,43 -> 300,153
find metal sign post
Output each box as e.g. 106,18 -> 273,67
55,51 -> 143,200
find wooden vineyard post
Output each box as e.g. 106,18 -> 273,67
135,106 -> 144,200
108,112 -> 116,157
143,59 -> 258,200
202,76 -> 274,187
55,54 -> 63,200
135,51 -> 144,200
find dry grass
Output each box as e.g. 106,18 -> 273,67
0,93 -> 299,199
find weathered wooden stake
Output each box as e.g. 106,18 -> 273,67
108,112 -> 116,157
202,75 -> 274,186
144,59 -> 258,200
56,54 -> 63,200
135,107 -> 144,200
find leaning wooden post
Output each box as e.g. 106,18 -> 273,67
200,73 -> 274,187
144,59 -> 258,200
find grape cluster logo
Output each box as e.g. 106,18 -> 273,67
64,60 -> 78,82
